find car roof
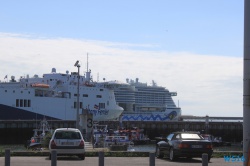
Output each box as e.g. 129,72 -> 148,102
54,128 -> 80,132
172,131 -> 200,134
201,134 -> 212,136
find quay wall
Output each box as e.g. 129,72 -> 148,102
0,120 -> 243,144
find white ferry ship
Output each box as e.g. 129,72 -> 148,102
105,78 -> 181,121
0,67 -> 124,121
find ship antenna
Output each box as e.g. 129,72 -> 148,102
87,53 -> 89,72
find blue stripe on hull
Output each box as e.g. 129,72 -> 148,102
122,111 -> 177,121
0,104 -> 59,120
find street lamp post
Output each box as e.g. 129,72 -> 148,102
244,1 -> 250,165
74,60 -> 80,129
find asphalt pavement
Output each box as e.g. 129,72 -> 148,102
0,156 -> 244,166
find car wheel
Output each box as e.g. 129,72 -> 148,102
156,146 -> 164,158
169,148 -> 176,161
79,154 -> 85,160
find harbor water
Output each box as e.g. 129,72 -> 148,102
127,144 -> 156,152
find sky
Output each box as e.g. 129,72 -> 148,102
0,0 -> 244,117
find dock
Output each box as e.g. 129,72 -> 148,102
0,117 -> 242,144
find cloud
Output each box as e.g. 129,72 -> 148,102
0,33 -> 243,117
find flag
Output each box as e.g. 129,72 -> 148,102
94,104 -> 99,109
4,75 -> 7,79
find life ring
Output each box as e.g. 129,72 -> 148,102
31,138 -> 35,143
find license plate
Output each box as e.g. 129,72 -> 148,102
62,142 -> 74,145
191,145 -> 202,148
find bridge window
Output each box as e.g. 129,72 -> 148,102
28,100 -> 31,107
16,99 -> 31,107
74,102 -> 83,108
20,99 -> 23,107
24,100 -> 27,107
16,99 -> 19,107
96,95 -> 102,98
99,103 -> 105,109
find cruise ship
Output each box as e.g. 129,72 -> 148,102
0,67 -> 124,121
105,78 -> 181,121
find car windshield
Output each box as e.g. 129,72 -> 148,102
55,131 -> 81,139
181,133 -> 201,140
203,136 -> 209,140
202,135 -> 212,140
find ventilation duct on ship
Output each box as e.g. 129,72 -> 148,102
51,68 -> 56,73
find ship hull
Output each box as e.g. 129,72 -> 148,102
0,104 -> 58,120
121,109 -> 181,121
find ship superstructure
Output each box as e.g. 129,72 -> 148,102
105,78 -> 181,121
0,68 -> 123,121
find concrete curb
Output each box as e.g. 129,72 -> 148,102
0,150 -> 243,157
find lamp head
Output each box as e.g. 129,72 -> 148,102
74,60 -> 79,67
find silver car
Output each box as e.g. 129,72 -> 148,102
49,128 -> 85,160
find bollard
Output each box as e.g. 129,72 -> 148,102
51,150 -> 57,166
202,153 -> 208,166
99,151 -> 104,166
149,152 -> 155,166
5,149 -> 10,166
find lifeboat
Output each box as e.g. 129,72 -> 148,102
31,83 -> 50,88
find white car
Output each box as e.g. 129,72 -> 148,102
49,128 -> 85,160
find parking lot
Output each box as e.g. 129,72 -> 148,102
0,156 -> 243,166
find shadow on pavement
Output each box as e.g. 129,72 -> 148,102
156,157 -> 209,163
45,156 -> 83,161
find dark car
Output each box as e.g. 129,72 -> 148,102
156,131 -> 213,161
